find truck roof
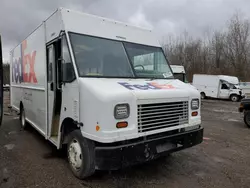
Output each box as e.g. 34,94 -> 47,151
11,7 -> 160,51
193,74 -> 239,84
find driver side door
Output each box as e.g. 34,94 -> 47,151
219,82 -> 230,99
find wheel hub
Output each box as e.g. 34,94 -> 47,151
68,139 -> 82,170
232,96 -> 237,101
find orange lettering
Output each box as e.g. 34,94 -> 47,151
150,82 -> 175,89
21,40 -> 37,83
28,51 -> 37,83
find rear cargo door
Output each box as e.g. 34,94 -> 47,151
0,35 -> 3,126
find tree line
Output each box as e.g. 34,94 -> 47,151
161,12 -> 250,82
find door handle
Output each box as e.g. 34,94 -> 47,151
50,82 -> 54,91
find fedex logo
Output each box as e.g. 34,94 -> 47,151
118,82 -> 175,90
12,40 -> 37,84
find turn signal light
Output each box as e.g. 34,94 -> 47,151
116,122 -> 128,128
96,125 -> 100,131
192,111 -> 198,116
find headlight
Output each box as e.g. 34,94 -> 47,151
191,99 -> 199,110
114,104 -> 130,119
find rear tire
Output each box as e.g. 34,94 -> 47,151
201,92 -> 206,99
20,106 -> 27,129
67,130 -> 95,179
230,94 -> 239,102
244,111 -> 250,128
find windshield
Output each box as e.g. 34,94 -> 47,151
222,82 -> 239,90
69,33 -> 173,79
123,42 -> 173,79
230,84 -> 239,89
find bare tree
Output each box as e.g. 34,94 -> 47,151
223,13 -> 250,80
161,11 -> 250,82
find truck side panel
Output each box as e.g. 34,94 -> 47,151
10,24 -> 46,134
193,75 -> 219,98
45,10 -> 64,43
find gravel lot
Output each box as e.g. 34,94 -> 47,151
1,91 -> 250,188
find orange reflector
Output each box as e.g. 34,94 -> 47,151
192,111 -> 198,116
96,125 -> 100,131
116,122 -> 128,128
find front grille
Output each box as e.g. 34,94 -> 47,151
138,101 -> 189,133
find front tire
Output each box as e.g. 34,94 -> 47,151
67,130 -> 95,179
244,111 -> 250,128
230,95 -> 239,102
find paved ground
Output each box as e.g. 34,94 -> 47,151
1,92 -> 250,188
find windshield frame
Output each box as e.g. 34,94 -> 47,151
68,31 -> 174,80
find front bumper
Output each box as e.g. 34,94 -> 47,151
95,127 -> 204,170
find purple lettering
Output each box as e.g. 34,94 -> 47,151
12,57 -> 23,83
118,82 -> 135,90
118,82 -> 173,90
133,84 -> 148,90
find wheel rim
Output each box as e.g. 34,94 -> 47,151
21,109 -> 25,127
201,93 -> 205,99
232,96 -> 238,102
68,139 -> 82,170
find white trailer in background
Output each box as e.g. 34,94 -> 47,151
192,74 -> 244,102
170,65 -> 187,83
10,8 -> 203,179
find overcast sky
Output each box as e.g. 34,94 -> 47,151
1,0 -> 250,62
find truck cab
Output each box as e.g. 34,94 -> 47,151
220,81 -> 242,101
10,8 -> 203,179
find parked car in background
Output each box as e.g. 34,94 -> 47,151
239,98 -> 250,128
192,74 -> 244,102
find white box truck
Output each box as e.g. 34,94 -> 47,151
170,65 -> 188,83
10,8 -> 203,179
192,74 -> 244,102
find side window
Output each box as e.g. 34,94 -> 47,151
47,46 -> 54,83
62,35 -> 75,82
221,83 -> 229,89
